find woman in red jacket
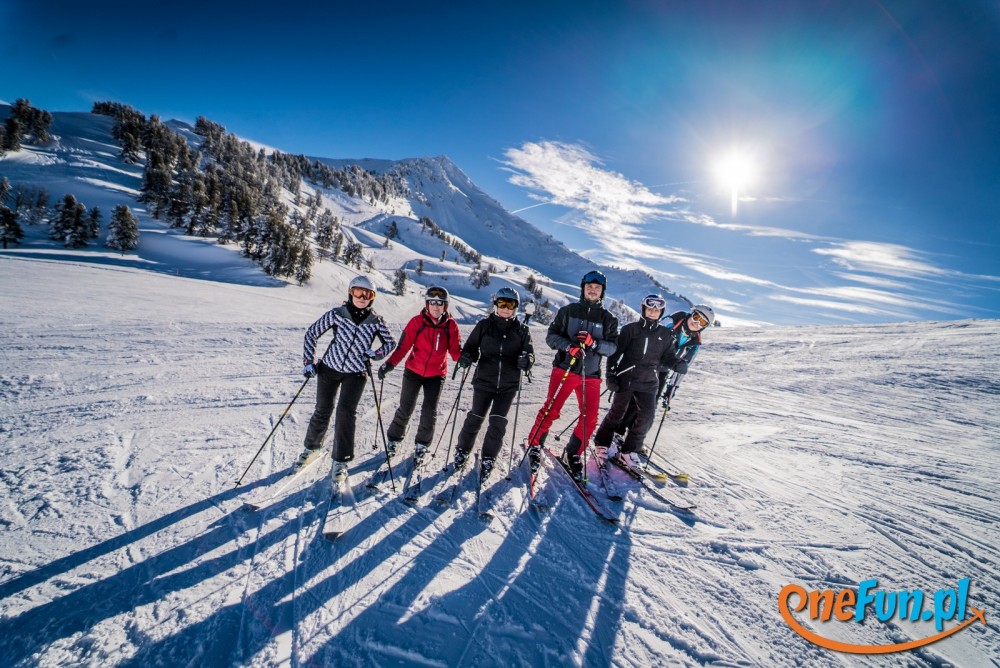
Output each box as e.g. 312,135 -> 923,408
378,286 -> 462,459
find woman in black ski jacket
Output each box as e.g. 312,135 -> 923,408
593,295 -> 687,464
452,287 -> 534,480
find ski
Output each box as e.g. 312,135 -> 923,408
435,459 -> 471,507
591,448 -> 623,501
638,454 -> 689,484
545,448 -> 618,523
522,445 -> 551,510
477,455 -> 505,520
323,467 -> 359,540
608,455 -> 696,512
242,453 -> 325,511
402,447 -> 430,504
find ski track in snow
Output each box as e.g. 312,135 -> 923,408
1,258 -> 998,667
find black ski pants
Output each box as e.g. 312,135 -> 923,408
386,368 -> 445,446
455,387 -> 517,460
303,362 -> 368,462
595,387 -> 657,454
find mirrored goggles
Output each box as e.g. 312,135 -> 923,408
426,298 -> 447,307
494,298 -> 518,310
582,270 -> 606,286
426,289 -> 448,300
691,311 -> 709,327
642,296 -> 666,311
350,287 -> 375,301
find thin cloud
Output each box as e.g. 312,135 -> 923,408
501,141 -> 681,243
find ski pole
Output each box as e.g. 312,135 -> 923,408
235,376 -> 311,487
366,363 -> 396,491
441,366 -> 471,470
554,386 -> 610,441
372,375 -> 385,451
505,374 -> 524,478
579,348 -> 589,476
645,375 -> 682,472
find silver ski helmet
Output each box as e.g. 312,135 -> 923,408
580,269 -> 607,299
425,285 -> 449,309
348,275 -> 376,302
492,286 -> 520,308
691,303 -> 715,327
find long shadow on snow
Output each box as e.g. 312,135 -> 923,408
309,475 -> 632,667
0,471 -> 304,666
0,470 -> 281,601
121,484 -> 443,666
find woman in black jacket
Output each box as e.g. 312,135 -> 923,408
452,287 -> 534,479
593,294 -> 688,465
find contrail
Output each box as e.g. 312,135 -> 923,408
510,201 -> 554,214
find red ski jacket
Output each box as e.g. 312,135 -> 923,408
385,309 -> 461,378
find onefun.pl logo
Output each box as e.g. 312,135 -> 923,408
779,578 -> 987,654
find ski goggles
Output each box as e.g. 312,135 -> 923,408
426,288 -> 448,300
350,287 -> 375,301
425,299 -> 447,307
581,270 -> 606,286
494,298 -> 518,310
691,311 -> 709,327
642,296 -> 666,311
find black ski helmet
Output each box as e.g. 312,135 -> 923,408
492,286 -> 520,308
580,269 -> 607,299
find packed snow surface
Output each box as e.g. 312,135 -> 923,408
1,255 -> 997,666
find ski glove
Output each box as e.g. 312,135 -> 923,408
377,362 -> 394,380
458,353 -> 474,369
673,360 -> 689,375
517,351 -> 534,370
302,363 -> 317,379
576,331 -> 596,349
605,373 -> 621,393
568,345 -> 583,358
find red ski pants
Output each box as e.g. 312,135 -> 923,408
527,367 -> 602,454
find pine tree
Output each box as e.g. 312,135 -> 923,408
86,206 -> 102,239
65,201 -> 89,248
4,117 -> 23,152
294,244 -> 313,284
50,194 -> 78,243
1,207 -> 24,249
106,205 -> 140,252
393,268 -> 407,295
0,177 -> 11,207
415,259 -> 424,275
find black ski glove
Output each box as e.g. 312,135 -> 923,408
606,373 -> 620,394
458,353 -> 473,369
673,360 -> 689,375
377,362 -> 394,380
517,351 -> 534,370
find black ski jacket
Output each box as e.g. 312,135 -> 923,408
546,300 -> 619,378
606,317 -> 685,393
462,314 -> 534,394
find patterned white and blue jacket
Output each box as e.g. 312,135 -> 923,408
303,305 -> 396,374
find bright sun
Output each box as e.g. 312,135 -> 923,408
713,150 -> 758,216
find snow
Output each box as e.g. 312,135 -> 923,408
1,254 -> 997,667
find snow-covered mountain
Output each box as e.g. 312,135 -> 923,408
0,101 -> 686,325
0,255 -> 996,666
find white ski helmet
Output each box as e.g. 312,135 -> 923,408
348,275 -> 376,301
691,304 -> 715,327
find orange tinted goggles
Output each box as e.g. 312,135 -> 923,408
351,287 -> 375,301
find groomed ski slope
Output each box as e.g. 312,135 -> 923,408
1,255 -> 997,667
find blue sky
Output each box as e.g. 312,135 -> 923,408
3,0 -> 999,325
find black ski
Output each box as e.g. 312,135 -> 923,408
435,459 -> 471,506
591,448 -> 623,501
545,448 -> 618,523
608,455 -> 696,512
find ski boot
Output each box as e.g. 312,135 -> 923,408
293,447 -> 321,473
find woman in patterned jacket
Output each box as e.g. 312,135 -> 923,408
295,275 -> 396,477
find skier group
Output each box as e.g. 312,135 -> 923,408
295,270 -> 715,491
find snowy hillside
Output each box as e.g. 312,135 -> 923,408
0,102 -> 686,325
1,255 -> 997,667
